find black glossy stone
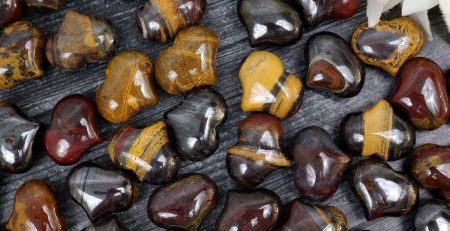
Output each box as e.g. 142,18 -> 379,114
357,29 -> 401,60
294,0 -> 332,27
415,201 -> 450,231
82,216 -> 129,231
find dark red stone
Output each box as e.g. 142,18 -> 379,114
331,0 -> 360,19
0,0 -> 23,26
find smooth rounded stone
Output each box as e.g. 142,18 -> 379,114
164,88 -> 227,161
349,158 -> 418,220
389,57 -> 449,130
147,174 -> 218,231
240,51 -> 304,119
108,121 -> 180,184
340,99 -> 415,161
216,189 -> 282,231
238,0 -> 303,46
291,126 -> 351,202
0,21 -> 45,89
351,17 -> 425,76
46,10 -> 117,70
24,0 -> 65,11
414,201 -> 450,231
410,144 -> 450,190
0,102 -> 39,173
294,0 -> 360,27
278,199 -> 347,231
96,51 -> 159,123
0,0 -> 23,26
82,216 -> 129,231
227,113 -> 291,187
137,0 -> 206,42
330,0 -> 360,19
44,94 -> 103,165
6,180 -> 66,231
305,32 -> 365,97
441,189 -> 450,203
67,163 -> 138,221
155,26 -> 219,95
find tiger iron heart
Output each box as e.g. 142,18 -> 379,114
82,216 -> 129,231
0,0 -> 24,26
414,201 -> 450,231
155,26 -> 219,95
24,0 -> 65,11
240,51 -> 304,119
294,0 -> 360,27
351,17 -> 425,76
6,180 -> 67,231
341,99 -> 415,161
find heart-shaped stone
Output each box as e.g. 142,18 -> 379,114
240,51 -> 304,119
137,0 -> 206,42
341,99 -> 415,161
351,17 -> 425,76
227,113 -> 291,187
108,121 -> 180,184
96,51 -> 159,123
6,180 -> 66,231
0,21 -> 45,89
441,189 -> 450,203
155,26 -> 219,95
24,0 -> 65,11
238,0 -> 303,46
414,201 -> 450,231
294,0 -> 360,27
67,163 -> 138,221
82,216 -> 129,231
389,57 -> 449,130
350,158 -> 418,220
291,126 -> 351,202
216,189 -> 282,231
0,0 -> 23,26
164,88 -> 227,161
147,174 -> 218,230
305,32 -> 365,97
44,94 -> 103,165
46,10 -> 117,70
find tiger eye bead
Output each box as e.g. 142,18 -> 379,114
0,0 -> 24,26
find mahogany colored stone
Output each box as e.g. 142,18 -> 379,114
414,201 -> 450,231
331,0 -> 360,19
350,158 -> 418,220
389,57 -> 450,130
441,189 -> 450,203
147,174 -> 218,230
0,0 -> 23,26
82,216 -> 129,231
67,163 -> 138,221
227,113 -> 291,188
44,94 -> 103,165
238,0 -> 303,46
410,144 -> 450,190
278,199 -> 347,231
305,32 -> 365,97
294,0 -> 360,27
291,126 -> 351,202
216,189 -> 282,231
6,180 -> 66,231
24,0 -> 65,11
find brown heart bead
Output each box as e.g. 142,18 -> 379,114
6,180 -> 67,231
294,0 -> 360,27
24,0 -> 65,11
155,25 -> 219,94
0,0 -> 24,26
389,57 -> 450,130
46,10 -> 117,70
0,21 -> 45,89
82,216 -> 129,231
351,17 -> 425,76
96,51 -> 159,123
137,0 -> 206,42
147,174 -> 218,231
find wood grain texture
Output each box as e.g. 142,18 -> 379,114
0,0 -> 449,230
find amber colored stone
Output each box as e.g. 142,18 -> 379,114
44,94 -> 103,165
0,0 -> 23,26
24,0 -> 65,11
155,26 -> 219,94
82,216 -> 129,231
294,0 -> 360,27
137,0 -> 206,42
240,51 -> 304,119
0,21 -> 45,89
389,57 -> 449,130
46,10 -> 117,70
6,180 -> 66,231
414,201 -> 450,231
351,17 -> 425,76
96,51 -> 159,123
341,99 -> 415,161
147,174 -> 218,230
227,113 -> 291,187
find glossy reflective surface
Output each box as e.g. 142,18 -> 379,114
414,201 -> 450,231
240,51 -> 304,118
137,0 -> 206,42
24,0 -> 65,11
108,121 -> 180,183
350,158 -> 418,220
292,126 -> 351,202
82,216 -> 129,231
44,94 -> 103,165
331,0 -> 360,19
216,189 -> 282,231
0,0 -> 23,26
389,57 -> 449,130
46,10 -> 117,70
147,174 -> 218,230
238,0 -> 303,46
96,51 -> 159,123
294,0 -> 360,27
155,26 -> 219,94
341,99 -> 415,161
227,113 -> 291,187
410,144 -> 450,190
164,88 -> 227,161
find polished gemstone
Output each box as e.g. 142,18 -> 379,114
331,0 -> 360,19
0,0 -> 23,26
24,0 -> 65,11
82,216 -> 129,231
414,201 -> 450,231
294,0 -> 360,26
